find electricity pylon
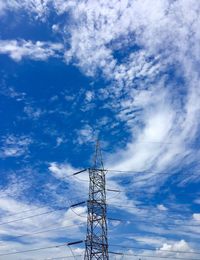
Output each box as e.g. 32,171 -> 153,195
84,141 -> 109,260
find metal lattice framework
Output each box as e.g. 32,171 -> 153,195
84,141 -> 109,260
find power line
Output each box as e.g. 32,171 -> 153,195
1,219 -> 197,256
5,223 -> 198,257
0,205 -> 49,219
0,170 -> 198,203
71,175 -> 89,183
41,255 -> 83,260
59,203 -> 198,231
73,168 -> 194,177
108,243 -> 200,255
107,202 -> 197,224
70,168 -> 178,180
66,198 -> 195,223
109,251 -> 199,260
0,194 -> 87,221
124,236 -> 199,251
0,207 -> 67,226
2,241 -> 197,259
103,140 -> 197,146
64,190 -> 199,223
69,206 -> 87,219
107,188 -> 198,197
67,202 -> 200,229
67,245 -> 78,260
0,243 -> 68,257
106,169 -> 174,175
107,203 -> 193,220
108,202 -> 187,214
108,216 -> 200,229
0,241 -> 84,257
0,222 -> 86,246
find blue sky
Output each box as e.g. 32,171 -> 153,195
0,0 -> 200,259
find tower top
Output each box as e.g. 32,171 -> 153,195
93,140 -> 104,170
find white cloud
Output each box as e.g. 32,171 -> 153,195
110,239 -> 195,260
50,0 -> 168,78
157,240 -> 193,257
85,91 -> 94,102
0,86 -> 26,101
107,87 -> 180,182
0,40 -> 64,61
129,235 -> 166,248
0,1 -> 7,16
48,162 -> 89,201
24,105 -> 43,119
0,196 -> 85,259
48,162 -> 75,180
0,135 -> 32,158
76,124 -> 95,145
51,0 -> 200,189
193,213 -> 200,221
56,137 -> 64,147
62,206 -> 87,226
194,198 -> 200,205
52,24 -> 60,33
0,0 -> 50,18
157,204 -> 168,211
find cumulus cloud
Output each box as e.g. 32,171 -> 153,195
114,239 -> 195,260
156,240 -> 193,258
0,40 -> 64,61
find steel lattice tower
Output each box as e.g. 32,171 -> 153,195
84,141 -> 109,260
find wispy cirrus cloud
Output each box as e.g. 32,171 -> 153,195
50,0 -> 200,188
0,0 -> 50,18
0,134 -> 32,158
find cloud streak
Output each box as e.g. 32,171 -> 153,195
0,40 -> 64,61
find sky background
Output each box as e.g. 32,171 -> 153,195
0,0 -> 200,259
